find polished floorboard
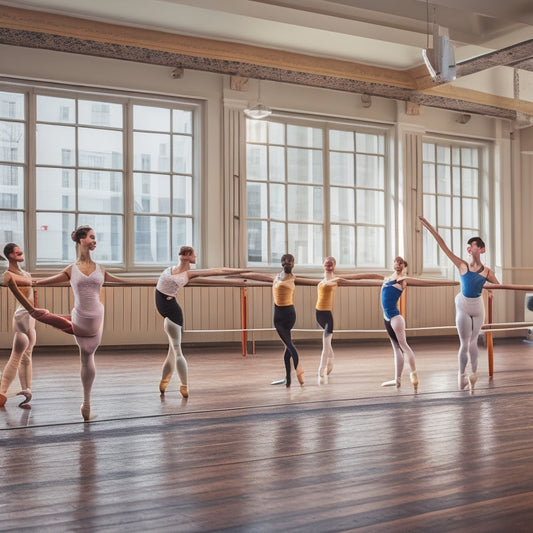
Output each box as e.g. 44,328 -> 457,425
2,336 -> 533,532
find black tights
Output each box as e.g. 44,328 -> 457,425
274,305 -> 299,380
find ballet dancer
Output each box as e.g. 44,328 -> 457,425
419,216 -> 499,392
379,257 -> 459,391
0,244 -> 35,408
4,225 -> 153,421
238,254 -> 317,387
315,257 -> 383,380
156,246 -> 246,398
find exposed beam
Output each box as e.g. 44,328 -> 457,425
0,5 -> 525,121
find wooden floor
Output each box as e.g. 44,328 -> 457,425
2,336 -> 533,532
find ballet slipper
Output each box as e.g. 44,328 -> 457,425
80,403 -> 91,421
410,371 -> 418,392
0,392 -> 7,407
326,358 -> 334,375
468,373 -> 477,394
17,389 -> 32,408
179,384 -> 189,398
458,372 -> 468,390
159,377 -> 171,394
296,365 -> 304,385
381,379 -> 400,388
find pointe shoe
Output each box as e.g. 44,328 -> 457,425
17,389 -> 32,409
179,384 -> 189,398
410,371 -> 418,392
468,373 -> 477,394
80,403 -> 91,421
159,377 -> 171,394
296,366 -> 305,385
318,367 -> 325,378
326,358 -> 334,375
381,379 -> 400,388
0,393 -> 7,407
458,373 -> 468,390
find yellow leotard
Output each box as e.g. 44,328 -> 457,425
273,274 -> 295,306
316,280 -> 337,311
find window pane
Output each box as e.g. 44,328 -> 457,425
288,184 -> 323,222
437,196 -> 451,226
172,217 -> 193,258
247,220 -> 267,263
329,130 -> 354,151
133,132 -> 170,172
287,148 -> 323,183
330,187 -> 354,223
82,214 -> 123,263
79,100 -> 123,128
79,171 -> 123,213
269,146 -> 285,182
462,198 -> 479,228
0,165 -> 24,208
287,125 -> 322,148
246,119 -> 267,143
78,128 -> 123,169
134,105 -> 170,132
330,152 -> 354,186
270,221 -> 285,263
0,210 -> 24,247
173,175 -> 192,215
134,215 -> 169,263
270,183 -> 285,220
356,154 -> 384,188
172,109 -> 192,134
356,226 -> 384,267
134,173 -> 170,214
247,182 -> 267,218
288,223 -> 322,265
246,145 -> 267,180
36,124 -> 75,166
173,135 -> 192,173
36,168 -> 75,210
331,224 -> 355,266
36,95 -> 75,123
0,121 -> 25,163
436,164 -> 451,194
462,168 -> 478,196
356,132 -> 384,154
36,212 -> 76,263
0,91 -> 24,120
269,122 -> 285,144
423,163 -> 435,193
357,190 -> 384,224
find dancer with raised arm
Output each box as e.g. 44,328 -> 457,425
419,216 -> 499,392
238,254 -> 317,387
156,246 -> 246,398
4,225 -> 154,420
380,256 -> 459,392
0,244 -> 35,408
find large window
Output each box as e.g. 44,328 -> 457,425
246,118 -> 388,268
0,87 -> 198,269
422,140 -> 484,275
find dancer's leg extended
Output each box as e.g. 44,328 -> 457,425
274,305 -> 302,385
382,319 -> 404,387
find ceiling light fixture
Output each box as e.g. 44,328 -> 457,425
244,80 -> 272,119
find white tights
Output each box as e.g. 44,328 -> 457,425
455,293 -> 484,375
388,315 -> 416,381
161,318 -> 188,386
0,308 -> 36,394
318,332 -> 334,375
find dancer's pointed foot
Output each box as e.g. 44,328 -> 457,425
410,371 -> 418,392
17,389 -> 32,408
318,367 -> 325,378
80,403 -> 91,421
381,378 -> 400,388
159,377 -> 171,394
296,365 -> 304,385
458,372 -> 468,390
179,384 -> 189,398
468,373 -> 477,394
0,393 -> 7,407
326,358 -> 334,375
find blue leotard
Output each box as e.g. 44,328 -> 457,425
381,280 -> 403,320
460,269 -> 487,298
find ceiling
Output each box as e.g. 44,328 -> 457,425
1,0 -> 533,119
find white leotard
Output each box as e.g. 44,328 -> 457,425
156,266 -> 189,297
70,263 -> 104,340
